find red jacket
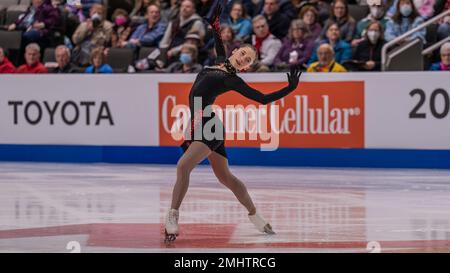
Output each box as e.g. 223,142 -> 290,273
16,62 -> 48,73
0,57 -> 16,73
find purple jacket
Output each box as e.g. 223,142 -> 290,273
15,0 -> 60,37
274,37 -> 315,66
308,23 -> 322,42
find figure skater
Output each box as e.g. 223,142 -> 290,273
165,2 -> 302,243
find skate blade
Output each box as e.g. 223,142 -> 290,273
263,224 -> 275,235
164,229 -> 178,244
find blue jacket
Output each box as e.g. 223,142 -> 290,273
308,39 -> 352,65
429,62 -> 450,71
430,62 -> 441,71
227,17 -> 253,40
384,17 -> 426,43
85,64 -> 113,73
129,21 -> 167,47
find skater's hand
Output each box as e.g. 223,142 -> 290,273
287,65 -> 302,90
204,3 -> 222,31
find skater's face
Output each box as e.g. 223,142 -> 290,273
229,46 -> 257,72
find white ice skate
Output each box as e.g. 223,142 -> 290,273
248,212 -> 275,235
164,209 -> 179,243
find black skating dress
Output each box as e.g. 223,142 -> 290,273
180,18 -> 297,159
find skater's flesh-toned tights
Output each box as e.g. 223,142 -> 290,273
171,141 -> 256,215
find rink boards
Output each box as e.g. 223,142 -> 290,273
0,72 -> 449,168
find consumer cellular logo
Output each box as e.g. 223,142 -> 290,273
163,96 -> 283,151
159,81 -> 364,149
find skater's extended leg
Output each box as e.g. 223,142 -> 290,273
208,152 -> 256,214
208,152 -> 274,234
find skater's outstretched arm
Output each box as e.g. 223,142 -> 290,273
204,3 -> 227,63
226,66 -> 302,105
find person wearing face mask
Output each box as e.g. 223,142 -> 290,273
158,0 -> 206,66
352,21 -> 386,71
110,9 -> 132,48
385,0 -> 426,43
352,2 -> 390,47
430,42 -> 450,71
387,0 -> 435,19
107,0 -> 134,19
72,4 -> 113,66
163,43 -> 203,73
79,0 -> 103,18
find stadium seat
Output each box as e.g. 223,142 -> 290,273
138,47 -> 157,60
0,29 -> 22,66
106,48 -> 135,73
5,0 -> 30,25
385,38 -> 424,71
0,8 -> 5,25
425,23 -> 438,46
348,4 -> 369,22
43,47 -> 56,63
0,0 -> 20,25
0,0 -> 20,6
0,30 -> 22,50
5,8 -> 24,25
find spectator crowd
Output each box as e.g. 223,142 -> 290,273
0,0 -> 449,74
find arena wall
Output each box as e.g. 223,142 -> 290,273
1,72 -> 449,168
